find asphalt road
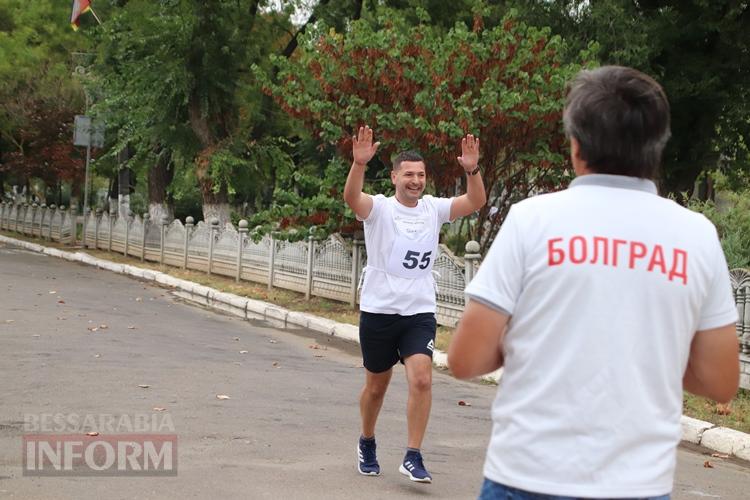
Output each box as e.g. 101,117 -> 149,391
0,240 -> 749,499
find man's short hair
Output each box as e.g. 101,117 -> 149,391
563,66 -> 671,179
392,150 -> 425,171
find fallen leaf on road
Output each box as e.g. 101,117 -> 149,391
86,431 -> 99,437
711,453 -> 729,459
703,460 -> 714,468
32,334 -> 40,338
309,344 -> 321,349
216,394 -> 231,400
458,400 -> 472,407
49,291 -> 57,294
268,339 -> 277,344
239,350 -> 248,354
57,300 -> 65,304
313,354 -> 324,358
272,362 -> 280,368
135,297 -> 142,302
127,325 -> 137,330
94,354 -> 100,358
5,320 -> 14,324
56,317 -> 66,321
138,384 -> 150,389
233,337 -> 240,341
153,407 -> 167,412
87,327 -> 99,332
99,324 -> 108,330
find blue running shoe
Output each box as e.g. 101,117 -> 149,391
399,450 -> 432,483
357,436 -> 380,476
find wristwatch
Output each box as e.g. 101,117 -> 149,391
467,165 -> 481,176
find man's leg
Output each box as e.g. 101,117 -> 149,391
403,353 -> 432,449
360,367 -> 393,438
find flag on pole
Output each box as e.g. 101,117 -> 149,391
70,0 -> 92,31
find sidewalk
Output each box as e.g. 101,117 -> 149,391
1,232 -> 749,462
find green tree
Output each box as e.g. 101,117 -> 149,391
507,0 -> 750,195
0,0 -> 88,203
259,10 -> 590,250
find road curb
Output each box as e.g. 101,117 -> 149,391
1,233 -> 745,459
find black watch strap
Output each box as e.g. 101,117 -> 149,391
468,165 -> 481,176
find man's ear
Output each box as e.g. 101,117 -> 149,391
390,170 -> 397,184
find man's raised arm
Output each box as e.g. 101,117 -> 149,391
450,134 -> 487,221
343,126 -> 380,221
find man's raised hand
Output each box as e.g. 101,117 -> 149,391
457,134 -> 480,173
352,126 -> 381,167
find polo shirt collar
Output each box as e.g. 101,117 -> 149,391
569,174 -> 657,195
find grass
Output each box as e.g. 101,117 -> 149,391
3,229 -> 750,433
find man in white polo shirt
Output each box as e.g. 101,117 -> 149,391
344,125 -> 486,483
448,66 -> 739,499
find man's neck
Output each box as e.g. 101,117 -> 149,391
394,194 -> 418,208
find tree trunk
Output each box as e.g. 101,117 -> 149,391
147,148 -> 175,221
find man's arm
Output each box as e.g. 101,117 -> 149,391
448,299 -> 509,379
343,126 -> 380,220
450,134 -> 487,221
683,324 -> 740,404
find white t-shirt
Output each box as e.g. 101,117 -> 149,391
465,174 -> 738,498
359,194 -> 453,315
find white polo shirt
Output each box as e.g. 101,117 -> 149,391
359,194 -> 453,316
465,174 -> 738,498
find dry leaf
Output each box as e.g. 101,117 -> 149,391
703,460 -> 714,468
49,291 -> 57,294
309,344 -> 321,350
239,350 -> 248,354
56,317 -> 66,321
716,403 -> 732,415
4,320 -> 14,324
153,407 -> 167,412
233,337 -> 240,341
711,453 -> 729,459
138,384 -> 150,389
458,400 -> 471,407
32,334 -> 40,338
127,325 -> 137,330
272,361 -> 280,368
216,394 -> 231,400
94,354 -> 101,358
86,431 -> 99,437
57,300 -> 65,304
99,324 -> 108,330
268,339 -> 277,344
313,354 -> 324,358
135,297 -> 143,302
87,327 -> 99,332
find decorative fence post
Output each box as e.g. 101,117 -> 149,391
207,217 -> 219,275
464,240 -> 481,284
58,206 -> 67,243
0,202 -> 5,230
69,206 -> 78,245
124,211 -> 131,257
350,238 -> 363,307
160,216 -> 169,267
305,228 -> 316,300
141,213 -> 150,261
237,220 -> 248,282
94,208 -> 102,249
39,204 -> 47,238
48,205 -> 56,240
268,232 -> 276,290
31,203 -> 38,236
108,208 -> 115,252
184,216 -> 194,270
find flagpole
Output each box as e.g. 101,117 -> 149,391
89,8 -> 102,25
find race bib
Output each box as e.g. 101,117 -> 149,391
386,236 -> 437,279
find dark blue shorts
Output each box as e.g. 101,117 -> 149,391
358,311 -> 437,373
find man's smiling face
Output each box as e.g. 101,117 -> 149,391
391,160 -> 426,207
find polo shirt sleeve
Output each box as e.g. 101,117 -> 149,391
697,232 -> 739,331
464,205 -> 524,315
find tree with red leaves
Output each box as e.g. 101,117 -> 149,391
261,10 -> 592,251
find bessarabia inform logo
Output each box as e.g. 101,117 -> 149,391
22,413 -> 177,476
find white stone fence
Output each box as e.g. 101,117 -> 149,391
1,201 -> 749,363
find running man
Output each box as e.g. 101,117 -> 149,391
344,125 -> 486,483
